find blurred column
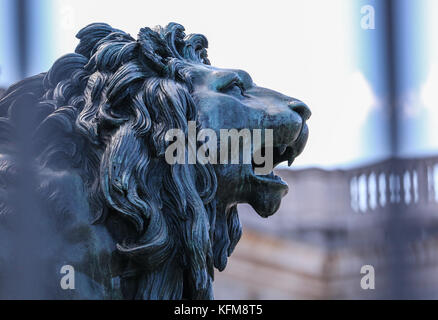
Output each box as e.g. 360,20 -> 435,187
0,0 -> 55,87
0,0 -> 20,85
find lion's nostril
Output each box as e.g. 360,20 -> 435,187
288,100 -> 311,121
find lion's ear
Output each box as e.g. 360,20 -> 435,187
137,28 -> 173,74
183,34 -> 210,65
158,23 -> 186,59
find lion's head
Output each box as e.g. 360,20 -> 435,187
0,23 -> 309,299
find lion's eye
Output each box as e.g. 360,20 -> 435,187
220,81 -> 246,97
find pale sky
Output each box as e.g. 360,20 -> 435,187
398,0 -> 438,157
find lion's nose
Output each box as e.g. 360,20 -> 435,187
288,99 -> 311,121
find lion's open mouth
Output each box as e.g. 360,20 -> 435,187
250,145 -> 291,188
250,123 -> 308,187
245,124 -> 308,218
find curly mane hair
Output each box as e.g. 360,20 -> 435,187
0,23 -> 242,299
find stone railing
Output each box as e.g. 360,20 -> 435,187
235,155 -> 438,248
222,155 -> 438,299
348,156 -> 438,215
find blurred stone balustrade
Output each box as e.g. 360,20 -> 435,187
215,156 -> 438,299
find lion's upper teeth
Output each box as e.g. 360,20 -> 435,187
278,144 -> 287,156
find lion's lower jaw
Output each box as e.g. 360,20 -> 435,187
250,190 -> 288,218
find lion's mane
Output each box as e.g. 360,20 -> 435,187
0,23 -> 242,299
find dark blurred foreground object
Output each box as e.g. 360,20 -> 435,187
0,22 -> 309,299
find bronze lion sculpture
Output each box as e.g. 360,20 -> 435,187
0,23 -> 310,299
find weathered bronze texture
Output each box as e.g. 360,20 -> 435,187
0,23 -> 310,299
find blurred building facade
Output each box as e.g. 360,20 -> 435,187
214,156 -> 438,299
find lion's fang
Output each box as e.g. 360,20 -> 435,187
278,144 -> 287,156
